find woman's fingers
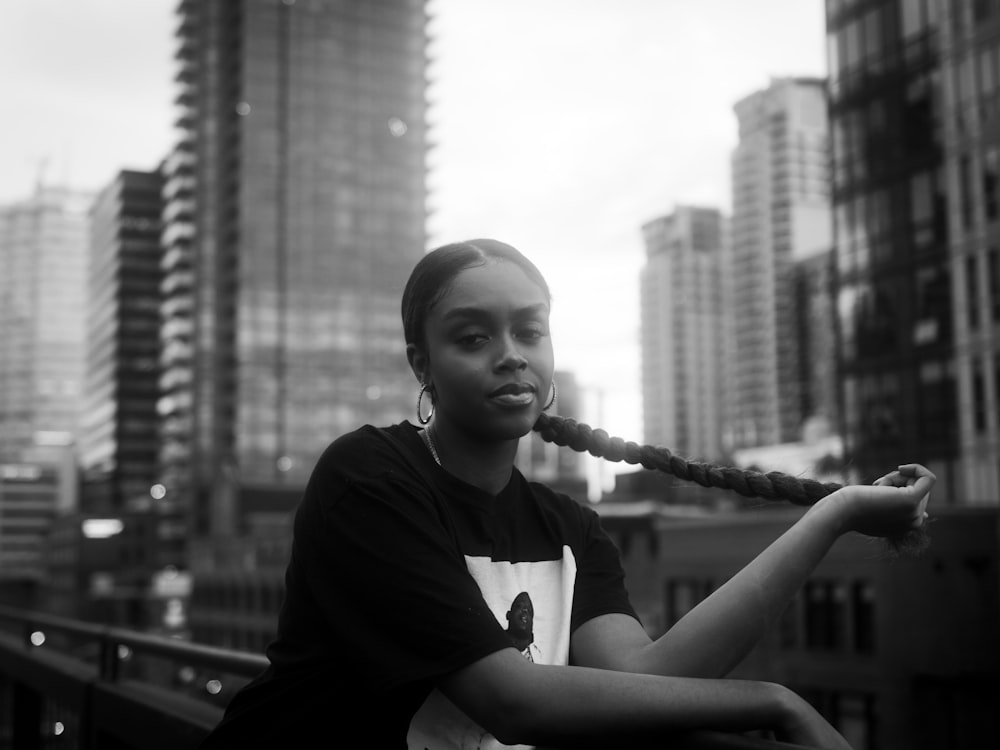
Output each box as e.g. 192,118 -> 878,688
873,464 -> 936,491
898,465 -> 935,525
898,463 -> 936,479
872,471 -> 901,487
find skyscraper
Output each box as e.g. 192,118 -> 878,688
165,0 -> 430,536
640,206 -> 730,462
0,186 -> 93,463
79,169 -> 165,511
826,0 -> 998,499
730,78 -> 832,450
793,248 -> 840,439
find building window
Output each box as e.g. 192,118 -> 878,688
975,0 -> 996,24
972,358 -> 987,434
978,43 -> 1000,118
791,687 -> 877,750
863,7 -> 884,71
960,155 -> 974,230
983,147 -> 1000,223
851,581 -> 876,653
967,255 -> 980,330
990,248 -> 1000,322
919,359 -> 957,442
995,355 -> 1000,428
910,171 -> 934,247
981,46 -> 996,98
835,691 -> 877,750
914,265 -> 952,346
805,579 -> 847,651
901,0 -> 928,39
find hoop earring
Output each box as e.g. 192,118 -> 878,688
417,383 -> 435,425
543,381 -> 557,411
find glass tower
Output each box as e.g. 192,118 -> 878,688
0,187 -> 93,463
640,206 -> 730,462
166,0 -> 429,535
825,0 -> 1000,498
80,170 -> 165,511
730,78 -> 833,450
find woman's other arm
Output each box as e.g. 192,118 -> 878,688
439,647 -> 851,749
571,465 -> 935,679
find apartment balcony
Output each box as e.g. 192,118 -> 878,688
161,270 -> 194,299
161,294 -> 193,321
162,197 -> 194,226
161,221 -> 194,248
0,605 -> 814,750
162,171 -> 194,203
162,147 -> 194,179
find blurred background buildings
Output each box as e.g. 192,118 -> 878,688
0,1 -> 998,748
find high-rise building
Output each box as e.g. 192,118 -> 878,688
794,248 -> 840,439
79,170 -> 165,512
826,0 -> 1000,501
639,206 -> 730,462
730,78 -> 833,450
158,143 -> 197,517
0,186 -> 93,463
166,0 -> 430,536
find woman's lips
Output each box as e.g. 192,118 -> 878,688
489,383 -> 535,406
491,391 -> 535,406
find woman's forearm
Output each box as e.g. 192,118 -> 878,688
629,497 -> 844,678
514,665 -> 791,746
442,649 -> 826,748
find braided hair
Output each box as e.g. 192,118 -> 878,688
403,240 -> 928,555
532,413 -> 929,556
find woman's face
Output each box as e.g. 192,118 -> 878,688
415,259 -> 554,443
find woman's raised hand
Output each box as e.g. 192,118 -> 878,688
825,463 -> 935,539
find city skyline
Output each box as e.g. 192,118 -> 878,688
0,0 -> 828,448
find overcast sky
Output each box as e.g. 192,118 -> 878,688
0,0 -> 827,460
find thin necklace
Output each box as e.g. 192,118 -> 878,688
424,425 -> 442,466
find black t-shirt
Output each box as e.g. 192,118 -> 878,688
201,421 -> 637,749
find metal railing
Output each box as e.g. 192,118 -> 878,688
0,604 -> 266,750
0,605 -> 814,749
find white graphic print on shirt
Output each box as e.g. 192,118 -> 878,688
406,546 -> 578,750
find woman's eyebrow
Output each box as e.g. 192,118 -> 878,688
512,303 -> 550,318
441,302 -> 549,322
440,306 -> 489,322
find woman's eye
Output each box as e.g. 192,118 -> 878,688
517,326 -> 546,341
457,332 -> 488,346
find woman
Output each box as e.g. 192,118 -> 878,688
200,239 -> 934,749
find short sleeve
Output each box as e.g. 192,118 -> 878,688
569,507 -> 639,632
288,453 -> 514,694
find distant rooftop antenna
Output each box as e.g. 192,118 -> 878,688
60,141 -> 73,189
35,157 -> 49,192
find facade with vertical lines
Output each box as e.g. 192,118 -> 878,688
0,187 -> 93,463
165,0 -> 429,536
730,78 -> 832,450
827,0 -> 1000,501
79,169 -> 165,511
640,206 -> 731,463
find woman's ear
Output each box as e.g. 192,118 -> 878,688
406,343 -> 429,385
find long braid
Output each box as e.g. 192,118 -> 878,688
533,413 -> 928,555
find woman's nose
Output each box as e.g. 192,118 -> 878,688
496,336 -> 528,370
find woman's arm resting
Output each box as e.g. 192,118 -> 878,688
438,648 -> 851,749
572,465 -> 935,679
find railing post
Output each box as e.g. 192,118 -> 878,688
98,636 -> 119,682
11,681 -> 42,750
